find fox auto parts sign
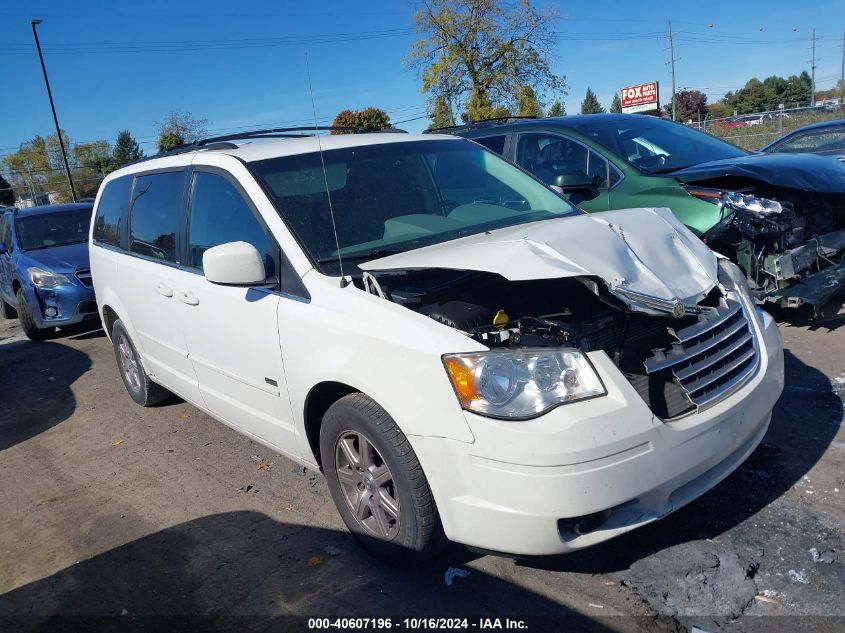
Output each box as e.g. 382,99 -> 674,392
621,82 -> 659,114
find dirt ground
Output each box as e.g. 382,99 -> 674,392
0,300 -> 843,633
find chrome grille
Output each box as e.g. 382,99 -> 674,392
643,299 -> 758,411
76,268 -> 93,287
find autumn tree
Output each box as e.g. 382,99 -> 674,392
156,111 -> 209,151
73,140 -> 112,175
331,108 -> 392,134
112,131 -> 144,167
580,87 -> 605,114
663,90 -> 707,122
407,0 -> 564,122
610,93 -> 622,113
2,132 -> 83,203
547,101 -> 565,116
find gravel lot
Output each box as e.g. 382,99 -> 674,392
0,302 -> 843,633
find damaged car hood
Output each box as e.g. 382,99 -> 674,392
671,153 -> 845,193
360,207 -> 719,311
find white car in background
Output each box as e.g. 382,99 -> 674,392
89,131 -> 783,563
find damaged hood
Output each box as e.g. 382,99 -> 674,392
360,207 -> 719,310
671,152 -> 845,193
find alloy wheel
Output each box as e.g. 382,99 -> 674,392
117,333 -> 141,393
334,430 -> 401,540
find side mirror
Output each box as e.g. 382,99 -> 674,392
203,241 -> 266,286
553,172 -> 598,193
0,242 -> 6,255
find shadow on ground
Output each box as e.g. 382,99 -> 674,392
0,340 -> 91,451
0,512 -> 677,633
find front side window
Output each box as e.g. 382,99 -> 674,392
93,175 -> 132,248
770,128 -> 845,154
129,171 -> 186,262
516,133 -> 589,186
187,171 -> 276,277
15,209 -> 92,250
250,139 -> 578,275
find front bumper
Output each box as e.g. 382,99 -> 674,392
23,283 -> 98,329
411,311 -> 784,556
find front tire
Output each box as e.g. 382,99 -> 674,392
112,319 -> 171,406
320,393 -> 447,565
16,288 -> 51,341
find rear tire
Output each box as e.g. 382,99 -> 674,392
320,393 -> 447,566
16,288 -> 51,341
0,296 -> 16,319
112,319 -> 171,406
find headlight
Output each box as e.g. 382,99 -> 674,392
443,349 -> 606,419
723,192 -> 782,216
718,259 -> 764,329
28,267 -> 72,288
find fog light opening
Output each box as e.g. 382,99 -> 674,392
45,307 -> 59,318
558,509 -> 613,539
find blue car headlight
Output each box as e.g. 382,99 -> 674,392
28,267 -> 73,288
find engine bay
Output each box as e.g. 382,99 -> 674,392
357,268 -> 743,419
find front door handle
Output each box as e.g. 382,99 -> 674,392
155,283 -> 173,297
178,291 -> 199,306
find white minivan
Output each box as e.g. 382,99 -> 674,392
90,131 -> 784,563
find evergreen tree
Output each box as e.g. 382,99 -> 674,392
516,85 -> 543,117
580,87 -> 606,114
547,101 -> 565,116
610,93 -> 622,113
112,131 -> 144,168
430,95 -> 455,129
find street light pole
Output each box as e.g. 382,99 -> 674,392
30,18 -> 76,203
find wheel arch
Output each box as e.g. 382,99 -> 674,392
303,381 -> 360,468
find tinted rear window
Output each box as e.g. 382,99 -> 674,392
93,175 -> 132,248
129,171 -> 186,263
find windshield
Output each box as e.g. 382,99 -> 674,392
15,209 -> 92,250
568,116 -> 746,174
250,139 -> 580,274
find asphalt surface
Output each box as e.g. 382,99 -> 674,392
0,302 -> 843,633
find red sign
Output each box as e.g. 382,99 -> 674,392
620,82 -> 659,113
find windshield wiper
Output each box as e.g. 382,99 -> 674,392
22,239 -> 88,251
648,165 -> 689,174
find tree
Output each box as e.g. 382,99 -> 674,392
0,173 -> 14,205
580,87 -> 605,114
663,90 -> 707,121
72,140 -> 112,175
547,101 -> 565,116
429,95 -> 455,129
112,131 -> 144,168
1,132 -> 82,203
610,93 -> 622,113
516,85 -> 543,117
407,0 -> 564,122
156,111 -> 209,151
331,107 -> 392,134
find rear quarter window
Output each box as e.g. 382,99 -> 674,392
129,171 -> 187,263
473,135 -> 507,155
93,175 -> 133,248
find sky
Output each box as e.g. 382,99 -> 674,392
1,0 -> 844,159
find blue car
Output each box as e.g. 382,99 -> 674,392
0,203 -> 98,340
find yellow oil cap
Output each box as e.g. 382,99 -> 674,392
492,309 -> 510,329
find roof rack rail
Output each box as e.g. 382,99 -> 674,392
425,115 -> 538,134
127,125 -> 406,166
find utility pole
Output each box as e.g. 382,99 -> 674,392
668,21 -> 677,121
811,28 -> 817,107
30,19 -> 76,203
839,31 -> 845,108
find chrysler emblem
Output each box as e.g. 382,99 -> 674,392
671,300 -> 686,319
